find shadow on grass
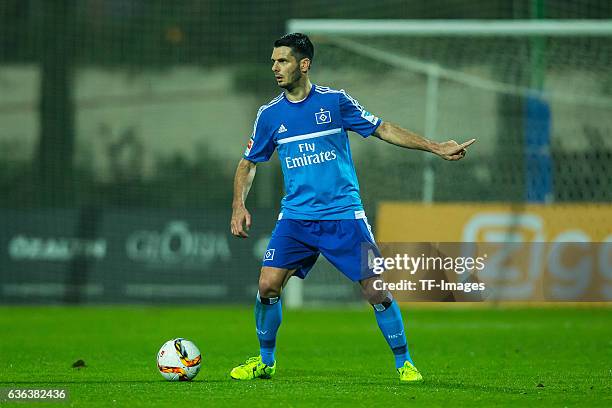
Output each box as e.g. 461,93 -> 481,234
411,379 -> 532,395
280,371 -> 531,395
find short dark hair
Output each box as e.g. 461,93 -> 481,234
274,33 -> 314,63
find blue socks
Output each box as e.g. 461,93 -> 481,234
254,292 -> 412,369
255,292 -> 282,366
373,299 -> 413,369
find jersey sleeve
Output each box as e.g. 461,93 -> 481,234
243,106 -> 275,162
338,90 -> 382,137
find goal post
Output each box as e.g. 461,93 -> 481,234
287,19 -> 612,37
287,18 -> 612,201
281,19 -> 612,308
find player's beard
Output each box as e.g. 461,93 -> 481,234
278,67 -> 303,90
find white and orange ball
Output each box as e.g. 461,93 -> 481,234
157,338 -> 202,381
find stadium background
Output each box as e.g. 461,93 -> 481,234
0,2 -> 611,407
0,0 -> 611,305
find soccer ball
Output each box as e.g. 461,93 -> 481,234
156,338 -> 202,381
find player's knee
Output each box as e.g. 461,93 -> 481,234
258,273 -> 283,298
361,280 -> 389,305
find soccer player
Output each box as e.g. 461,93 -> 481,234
229,33 -> 475,382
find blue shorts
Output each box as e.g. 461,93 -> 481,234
262,212 -> 381,282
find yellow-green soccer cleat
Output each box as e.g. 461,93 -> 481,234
230,356 -> 276,380
398,361 -> 423,383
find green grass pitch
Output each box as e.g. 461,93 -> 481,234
0,306 -> 610,407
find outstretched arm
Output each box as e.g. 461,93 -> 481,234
231,158 -> 257,238
373,121 -> 475,161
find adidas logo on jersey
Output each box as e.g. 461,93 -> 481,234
278,124 -> 288,133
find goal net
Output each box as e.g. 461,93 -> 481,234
1,4 -> 611,305
283,19 -> 612,306
289,19 -> 612,202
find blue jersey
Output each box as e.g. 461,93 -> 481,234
244,84 -> 381,220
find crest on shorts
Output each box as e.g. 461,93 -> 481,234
263,249 -> 275,261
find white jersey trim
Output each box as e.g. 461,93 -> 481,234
251,94 -> 284,138
314,86 -> 365,112
355,211 -> 376,242
285,94 -> 309,104
276,127 -> 342,145
315,86 -> 380,127
278,210 -> 367,219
